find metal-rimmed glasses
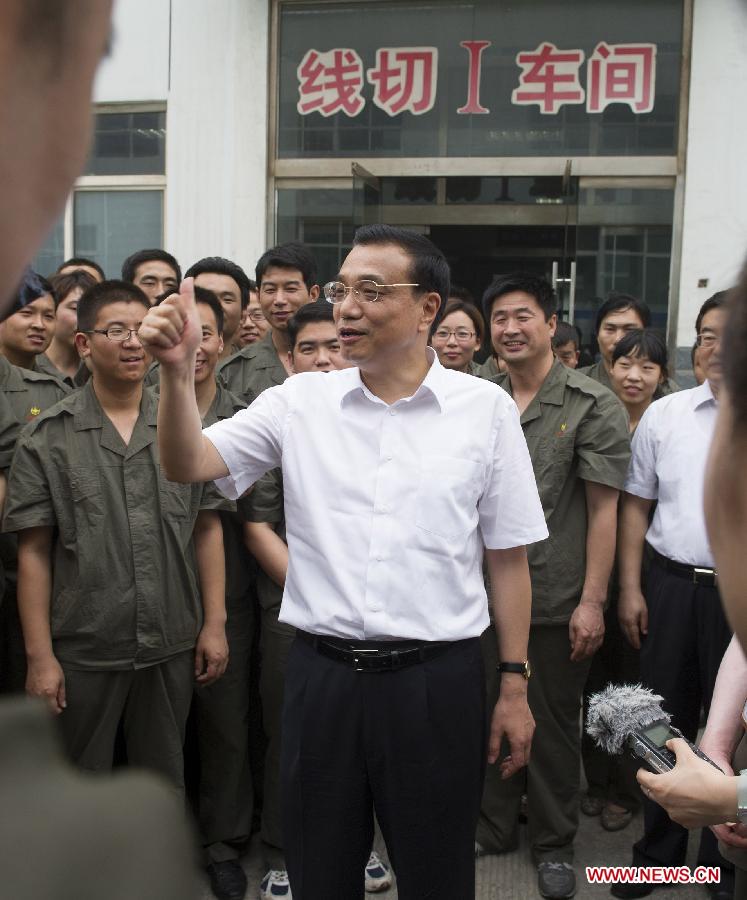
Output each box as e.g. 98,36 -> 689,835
695,332 -> 720,348
87,326 -> 141,342
323,280 -> 420,304
432,327 -> 476,343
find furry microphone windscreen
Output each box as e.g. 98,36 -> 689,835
586,683 -> 669,755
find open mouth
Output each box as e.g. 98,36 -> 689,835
338,327 -> 365,342
502,340 -> 525,352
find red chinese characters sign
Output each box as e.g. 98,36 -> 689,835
296,40 -> 657,117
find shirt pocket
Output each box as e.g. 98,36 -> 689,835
415,455 -> 484,541
159,480 -> 192,522
63,466 -> 104,523
533,434 -> 575,505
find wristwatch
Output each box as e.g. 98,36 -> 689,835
497,661 -> 531,680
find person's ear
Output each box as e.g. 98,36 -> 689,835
287,350 -> 296,374
421,292 -> 441,331
74,331 -> 90,359
309,284 -> 320,301
548,313 -> 558,338
218,334 -> 224,356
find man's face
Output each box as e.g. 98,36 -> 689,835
238,290 -> 269,347
489,291 -> 556,366
258,267 -> 317,332
698,307 -> 726,392
194,302 -> 224,385
596,307 -> 645,364
55,286 -> 84,346
333,243 -> 439,371
0,294 -> 56,358
288,321 -> 345,373
194,273 -> 242,344
133,261 -> 179,304
58,264 -> 103,283
554,341 -> 579,368
0,1 -> 113,313
75,300 -> 150,383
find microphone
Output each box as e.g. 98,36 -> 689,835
586,683 -> 721,775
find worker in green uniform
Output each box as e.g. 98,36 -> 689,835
476,273 -> 631,900
579,292 -> 678,397
36,270 -> 95,389
181,286 -> 257,900
2,279 -> 230,792
218,243 -> 319,404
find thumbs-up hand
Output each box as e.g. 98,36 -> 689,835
138,277 -> 202,369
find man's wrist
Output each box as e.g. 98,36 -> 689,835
578,592 -> 606,608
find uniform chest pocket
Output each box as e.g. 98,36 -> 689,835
63,467 -> 104,518
159,481 -> 192,521
415,455 -> 484,541
534,434 -> 575,502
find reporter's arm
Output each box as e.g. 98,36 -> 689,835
699,635 -> 747,768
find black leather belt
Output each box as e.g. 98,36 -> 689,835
653,550 -> 718,587
297,629 -> 453,672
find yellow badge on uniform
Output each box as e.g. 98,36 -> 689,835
28,406 -> 41,419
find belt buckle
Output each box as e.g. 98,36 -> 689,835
693,566 -> 715,584
352,648 -> 381,672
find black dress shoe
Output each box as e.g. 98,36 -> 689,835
207,860 -> 247,900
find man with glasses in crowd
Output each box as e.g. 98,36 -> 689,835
615,292 -> 733,899
139,223 -> 548,900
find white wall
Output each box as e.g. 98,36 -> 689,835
678,0 -> 747,342
166,0 -> 269,275
94,0 -> 170,102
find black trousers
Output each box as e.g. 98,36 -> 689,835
633,558 -> 732,873
280,634 -> 486,900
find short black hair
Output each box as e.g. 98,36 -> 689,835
255,242 -> 318,291
287,299 -> 335,350
56,256 -> 105,281
77,280 -> 150,333
49,270 -> 98,308
552,320 -> 581,350
1,268 -> 54,321
434,298 -> 485,343
482,272 -> 556,322
185,256 -> 252,310
611,328 -> 669,381
353,225 -> 450,309
594,292 -> 651,334
121,249 -> 181,284
696,290 -> 729,335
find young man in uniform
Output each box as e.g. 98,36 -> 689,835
579,292 -> 678,396
183,287 -> 258,900
185,257 -> 253,361
139,225 -> 548,900
476,273 -> 630,899
0,271 -> 57,372
244,300 -> 392,899
121,249 -> 182,305
36,270 -> 97,388
218,242 -> 319,403
3,280 -> 229,793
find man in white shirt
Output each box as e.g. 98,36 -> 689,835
616,293 -> 733,900
138,225 -> 548,899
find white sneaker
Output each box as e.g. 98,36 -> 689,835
259,869 -> 292,899
364,851 -> 392,893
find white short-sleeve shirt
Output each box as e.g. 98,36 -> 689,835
203,351 -> 548,640
624,380 -> 718,567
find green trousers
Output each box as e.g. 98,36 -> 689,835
477,623 -> 592,864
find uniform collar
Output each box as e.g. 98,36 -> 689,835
72,381 -> 157,457
205,381 -> 245,425
500,357 -> 568,424
340,347 -> 446,412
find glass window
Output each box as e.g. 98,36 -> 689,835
85,111 -> 166,176
277,189 -> 354,282
74,190 -> 163,278
32,216 -> 65,277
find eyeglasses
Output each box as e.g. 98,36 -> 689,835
695,332 -> 721,348
323,280 -> 420,304
87,326 -> 141,343
246,309 -> 266,322
432,327 -> 476,343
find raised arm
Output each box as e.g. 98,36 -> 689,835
138,278 -> 228,484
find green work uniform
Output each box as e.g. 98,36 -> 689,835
579,358 -> 679,400
0,356 -> 69,691
193,383 -> 259,864
143,360 -> 161,388
217,332 -> 287,404
243,465 -> 295,869
476,355 -> 500,379
2,381 -> 230,790
34,352 -> 90,390
477,359 -> 631,865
